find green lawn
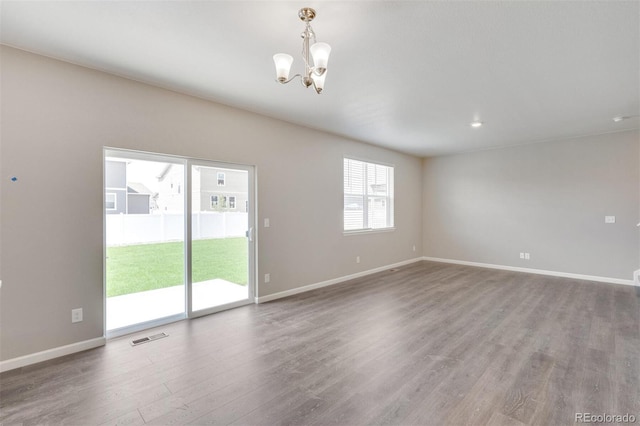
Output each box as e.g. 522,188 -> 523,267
106,238 -> 247,297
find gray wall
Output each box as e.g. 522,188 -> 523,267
0,46 -> 423,361
126,193 -> 150,214
104,160 -> 126,188
105,160 -> 126,214
422,130 -> 640,280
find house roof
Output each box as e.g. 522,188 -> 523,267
127,182 -> 153,195
156,164 -> 173,181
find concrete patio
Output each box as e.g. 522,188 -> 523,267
106,279 -> 248,330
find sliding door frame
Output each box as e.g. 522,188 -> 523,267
103,147 -> 256,338
186,159 -> 255,319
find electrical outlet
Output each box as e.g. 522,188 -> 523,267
356,256 -> 360,264
412,245 -> 416,252
605,216 -> 616,224
264,218 -> 270,228
520,253 -> 525,259
71,308 -> 83,323
525,253 -> 530,260
264,273 -> 270,283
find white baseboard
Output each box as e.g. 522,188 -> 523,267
634,269 -> 640,286
255,257 -> 423,304
423,257 -> 636,286
0,337 -> 106,373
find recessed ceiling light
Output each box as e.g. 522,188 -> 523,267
470,121 -> 483,128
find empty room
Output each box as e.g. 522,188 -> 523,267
1,1 -> 639,425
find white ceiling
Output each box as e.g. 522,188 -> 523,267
1,1 -> 638,157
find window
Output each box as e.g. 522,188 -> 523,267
343,158 -> 394,231
210,195 -> 219,208
217,172 -> 225,186
106,193 -> 117,210
229,196 -> 236,209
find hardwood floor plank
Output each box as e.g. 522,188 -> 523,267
1,261 -> 638,426
500,351 -> 555,424
97,409 -> 146,426
486,411 -> 526,426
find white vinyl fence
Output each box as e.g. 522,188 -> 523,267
106,212 -> 248,246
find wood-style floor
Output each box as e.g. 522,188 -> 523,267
1,261 -> 639,425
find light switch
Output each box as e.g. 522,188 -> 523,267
605,216 -> 616,224
264,218 -> 270,228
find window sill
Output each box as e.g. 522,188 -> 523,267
343,227 -> 396,236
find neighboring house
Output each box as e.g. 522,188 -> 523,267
126,182 -> 154,214
193,166 -> 248,213
105,160 -> 154,214
105,160 -> 127,214
157,165 -> 248,213
156,164 -> 184,213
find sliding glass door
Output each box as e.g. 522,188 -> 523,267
188,162 -> 254,316
105,149 -> 254,336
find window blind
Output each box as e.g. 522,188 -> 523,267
343,158 -> 394,231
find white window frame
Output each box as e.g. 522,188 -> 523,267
105,193 -> 117,210
210,195 -> 219,208
343,157 -> 395,234
217,172 -> 225,186
229,196 -> 236,209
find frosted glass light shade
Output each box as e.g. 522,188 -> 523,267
310,42 -> 331,71
312,70 -> 327,94
273,53 -> 294,82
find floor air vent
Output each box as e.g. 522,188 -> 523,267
131,332 -> 168,346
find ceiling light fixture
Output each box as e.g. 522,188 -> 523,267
273,7 -> 331,94
470,121 -> 483,128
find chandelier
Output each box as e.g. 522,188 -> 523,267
273,7 -> 331,94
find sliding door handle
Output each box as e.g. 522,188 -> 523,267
246,227 -> 255,242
